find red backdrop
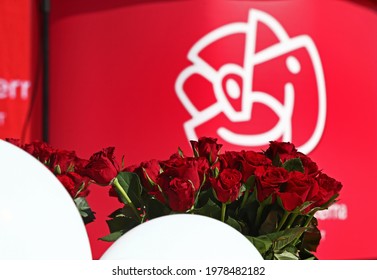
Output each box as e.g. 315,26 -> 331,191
0,0 -> 41,142
49,0 -> 377,259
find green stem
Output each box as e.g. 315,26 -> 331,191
255,203 -> 265,228
240,190 -> 250,209
293,214 -> 315,245
112,178 -> 142,222
221,203 -> 227,223
285,213 -> 299,229
276,211 -> 290,231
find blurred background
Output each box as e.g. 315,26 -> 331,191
1,0 -> 376,259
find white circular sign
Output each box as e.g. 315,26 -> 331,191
0,140 -> 92,259
101,214 -> 263,260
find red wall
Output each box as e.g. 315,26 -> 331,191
0,0 -> 42,142
49,0 -> 377,259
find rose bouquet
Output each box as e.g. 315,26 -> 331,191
5,137 -> 342,260
100,137 -> 342,260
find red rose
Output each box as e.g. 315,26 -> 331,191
218,151 -> 243,170
312,172 -> 343,208
127,159 -> 161,191
57,174 -> 76,197
57,172 -> 89,198
296,152 -> 319,177
265,141 -> 297,162
49,149 -> 77,173
82,147 -> 119,186
160,157 -> 201,191
153,157 -> 202,208
5,138 -> 22,147
241,150 -> 271,181
195,157 -> 210,184
278,171 -> 319,211
190,137 -> 222,163
257,166 -> 289,187
210,168 -> 242,203
159,177 -> 196,212
255,166 -> 289,202
73,157 -> 89,173
23,141 -> 55,163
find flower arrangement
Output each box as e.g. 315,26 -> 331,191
5,137 -> 342,260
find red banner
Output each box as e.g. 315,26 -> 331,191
49,0 -> 377,259
0,0 -> 41,142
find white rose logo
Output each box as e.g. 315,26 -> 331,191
175,9 -> 326,154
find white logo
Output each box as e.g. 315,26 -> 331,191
175,9 -> 326,154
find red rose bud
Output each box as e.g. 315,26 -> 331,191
218,151 -> 244,170
49,149 -> 78,173
278,171 -> 319,211
128,159 -> 161,190
255,166 -> 289,202
257,166 -> 289,187
296,152 -> 319,177
73,157 -> 89,173
210,168 -> 242,203
5,138 -> 22,147
241,150 -> 272,181
195,157 -> 210,186
160,157 -> 201,191
190,137 -> 222,164
82,147 -> 119,186
313,173 -> 343,208
158,177 -> 196,212
23,141 -> 55,163
265,141 -> 297,162
56,172 -> 89,198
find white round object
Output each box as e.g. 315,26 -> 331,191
0,140 -> 92,259
100,214 -> 263,260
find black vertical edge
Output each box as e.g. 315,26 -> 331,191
41,0 -> 50,143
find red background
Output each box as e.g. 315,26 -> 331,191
0,0 -> 41,142
48,0 -> 377,259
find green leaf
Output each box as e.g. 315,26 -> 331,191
117,172 -> 142,196
245,175 -> 255,192
299,248 -> 318,260
301,219 -> 321,252
178,147 -> 185,158
274,250 -> 299,260
74,182 -> 86,199
214,167 -> 220,178
195,188 -> 211,208
74,197 -> 95,224
271,227 -> 307,250
106,216 -> 139,233
259,208 -> 280,235
54,164 -> 62,175
115,172 -> 144,208
146,197 -> 171,220
307,194 -> 340,215
245,235 -> 273,256
254,194 -> 273,230
67,163 -> 75,173
108,206 -> 140,219
192,198 -> 221,220
99,231 -> 124,242
298,201 -> 314,213
283,158 -> 304,173
272,154 -> 282,167
74,197 -> 90,211
226,217 -> 242,232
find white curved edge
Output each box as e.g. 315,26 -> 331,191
0,139 -> 92,259
100,214 -> 263,260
